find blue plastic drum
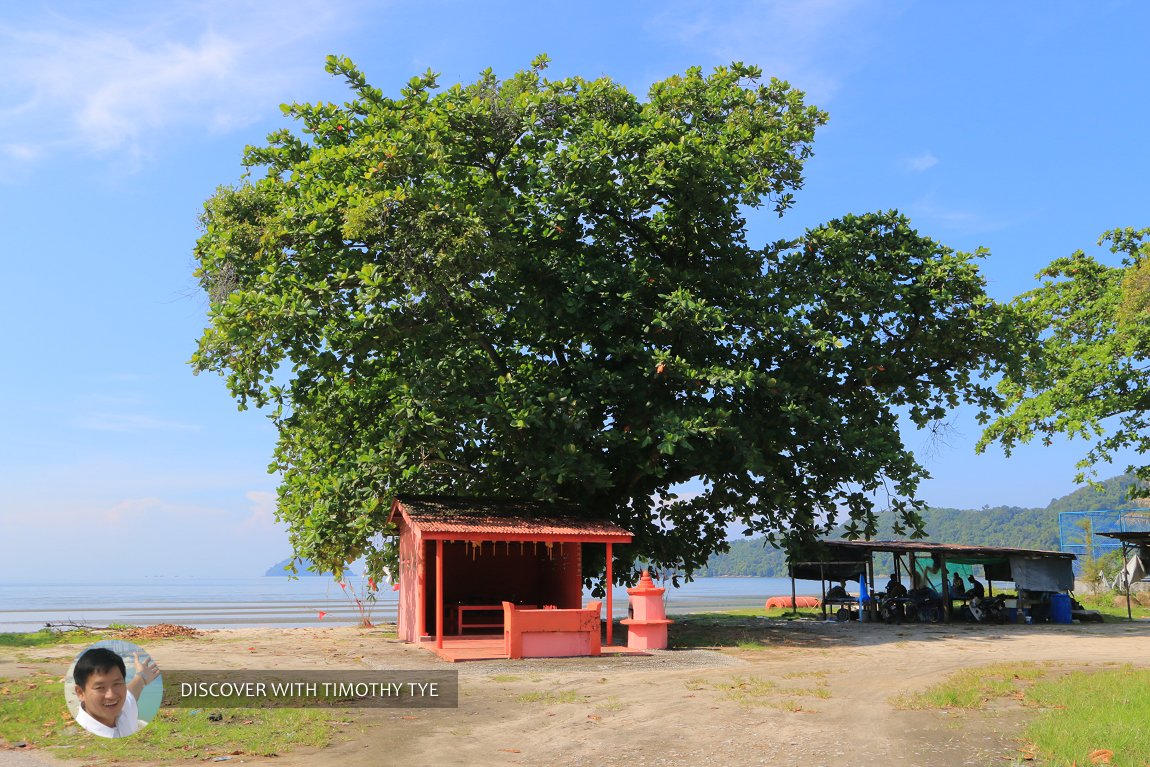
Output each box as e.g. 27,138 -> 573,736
1050,593 -> 1072,624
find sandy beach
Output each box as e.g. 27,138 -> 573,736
4,619 -> 1150,767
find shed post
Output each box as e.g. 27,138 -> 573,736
605,542 -> 614,646
819,564 -> 826,620
436,539 -> 444,649
417,535 -> 426,639
867,555 -> 876,617
1123,540 -> 1133,621
940,554 -> 951,623
790,568 -> 798,617
865,554 -> 875,620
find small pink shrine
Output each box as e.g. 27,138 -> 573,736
388,496 -> 632,661
621,570 -> 672,649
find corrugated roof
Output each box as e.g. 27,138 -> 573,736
812,539 -> 1075,560
1098,531 -> 1150,545
389,495 -> 633,540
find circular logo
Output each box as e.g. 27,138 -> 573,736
65,639 -> 162,738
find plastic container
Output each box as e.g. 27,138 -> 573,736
1007,607 -> 1018,622
1050,593 -> 1072,624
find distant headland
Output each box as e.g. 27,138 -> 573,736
265,557 -> 355,577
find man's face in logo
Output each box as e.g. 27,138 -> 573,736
76,666 -> 126,727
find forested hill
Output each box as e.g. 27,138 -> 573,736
702,474 -> 1144,578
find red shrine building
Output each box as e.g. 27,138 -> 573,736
387,496 -> 633,660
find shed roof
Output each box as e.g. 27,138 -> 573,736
388,496 -> 633,542
1098,531 -> 1150,545
804,539 -> 1075,561
790,539 -> 1075,583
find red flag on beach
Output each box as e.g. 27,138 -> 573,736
318,611 -> 327,619
339,581 -> 346,589
368,577 -> 377,590
392,583 -> 400,591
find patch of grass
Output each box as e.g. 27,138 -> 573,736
596,696 -> 624,712
786,685 -> 832,699
889,663 -> 1150,763
712,676 -> 778,705
736,639 -> 768,651
0,672 -> 344,760
365,628 -> 398,639
1023,666 -> 1150,766
702,607 -> 764,617
671,607 -> 828,653
516,689 -> 577,705
781,670 -> 828,680
763,608 -> 822,621
670,610 -> 826,649
705,606 -> 822,620
0,629 -> 96,649
891,662 -> 1044,711
1073,592 -> 1150,621
489,674 -> 520,683
688,674 -> 828,711
670,614 -> 775,648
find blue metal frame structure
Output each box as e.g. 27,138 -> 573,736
1059,510 -> 1150,572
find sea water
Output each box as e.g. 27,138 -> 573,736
0,576 -> 826,632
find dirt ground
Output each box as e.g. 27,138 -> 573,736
4,619 -> 1150,767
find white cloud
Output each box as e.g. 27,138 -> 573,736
646,0 -> 873,102
3,495 -> 226,528
103,496 -> 165,526
1,143 -> 42,162
0,0 -> 362,167
74,412 -> 201,433
907,191 -> 1014,236
70,31 -> 242,152
240,490 -> 280,531
903,151 -> 939,172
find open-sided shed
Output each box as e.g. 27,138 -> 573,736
791,539 -> 1077,622
387,496 -> 633,654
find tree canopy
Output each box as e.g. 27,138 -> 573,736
980,228 -> 1150,496
192,55 -> 1012,584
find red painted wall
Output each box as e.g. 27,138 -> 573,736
396,518 -> 422,642
415,540 -> 583,634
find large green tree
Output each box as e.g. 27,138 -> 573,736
193,56 -> 1011,583
980,228 -> 1150,496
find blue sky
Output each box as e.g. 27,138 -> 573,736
2,1 -> 1147,579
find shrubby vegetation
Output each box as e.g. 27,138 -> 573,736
702,474 -> 1143,577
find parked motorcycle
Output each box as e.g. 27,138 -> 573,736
967,594 -> 1007,623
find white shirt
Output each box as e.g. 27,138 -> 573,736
75,689 -> 142,738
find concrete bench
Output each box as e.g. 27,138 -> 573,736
502,601 -> 602,659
